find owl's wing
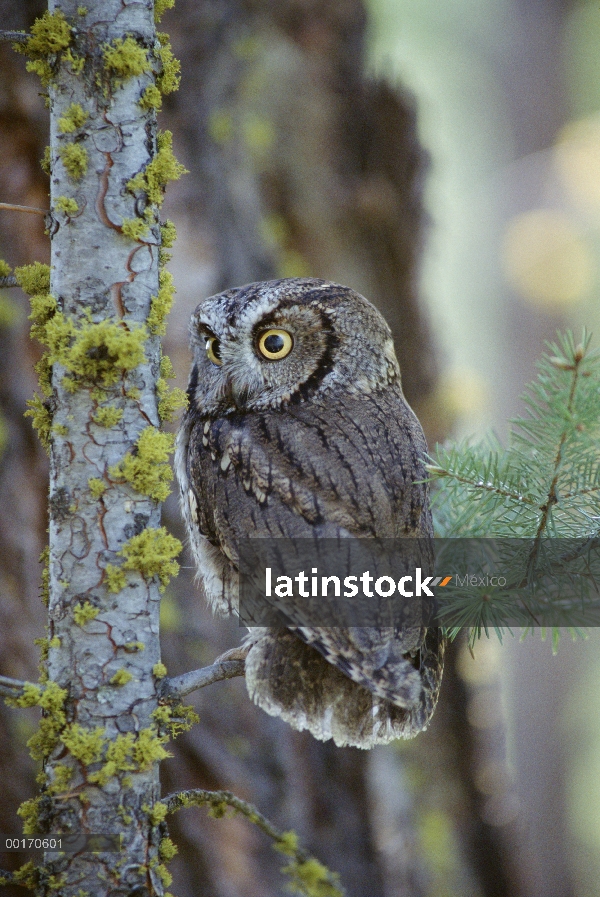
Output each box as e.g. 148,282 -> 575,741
187,385 -> 432,547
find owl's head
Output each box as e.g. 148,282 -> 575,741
187,278 -> 402,415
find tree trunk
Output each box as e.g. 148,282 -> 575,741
24,2 -> 173,894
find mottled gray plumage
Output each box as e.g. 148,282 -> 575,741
176,277 -> 444,748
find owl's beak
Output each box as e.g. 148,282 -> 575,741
230,381 -> 250,410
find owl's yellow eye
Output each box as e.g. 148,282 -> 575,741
206,337 -> 222,366
257,329 -> 293,360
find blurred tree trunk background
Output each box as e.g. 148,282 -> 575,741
0,1 -> 581,896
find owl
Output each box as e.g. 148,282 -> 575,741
175,277 -> 444,748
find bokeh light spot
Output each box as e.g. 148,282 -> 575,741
554,115 -> 600,214
502,210 -> 594,310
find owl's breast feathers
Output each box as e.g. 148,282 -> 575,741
183,384 -> 432,548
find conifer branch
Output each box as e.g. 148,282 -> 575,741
427,466 -> 537,504
527,343 -> 587,576
430,330 -> 600,642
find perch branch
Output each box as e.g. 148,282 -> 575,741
0,276 -> 18,288
159,646 -> 248,699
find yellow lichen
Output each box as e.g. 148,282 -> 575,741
104,564 -> 127,593
147,801 -> 168,825
0,259 -> 11,277
103,36 -> 150,82
148,269 -> 175,335
160,219 -> 177,248
124,641 -> 145,652
159,219 -> 176,265
157,355 -> 187,422
54,196 -> 79,216
41,145 -> 52,174
152,662 -> 167,679
159,837 -> 178,862
89,728 -> 170,787
21,9 -> 71,55
93,406 -> 123,428
150,858 -> 173,888
110,669 -> 133,687
118,804 -> 133,825
60,723 -> 106,765
139,84 -> 162,112
17,798 -> 42,836
15,10 -> 71,86
58,103 -> 88,134
156,33 -> 180,95
154,0 -> 175,23
121,217 -> 150,241
59,143 -> 88,180
63,48 -> 85,74
46,763 -> 73,796
280,858 -> 343,897
119,526 -> 181,590
275,831 -> 299,856
25,394 -> 53,450
14,262 -> 51,296
25,681 -> 68,762
127,130 -> 187,208
73,601 -> 100,626
40,546 -> 50,607
109,426 -> 175,502
88,477 -> 106,499
87,734 -> 135,786
6,682 -> 42,709
152,702 -> 199,738
41,317 -> 147,388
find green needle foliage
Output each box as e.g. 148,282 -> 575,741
428,330 -> 600,646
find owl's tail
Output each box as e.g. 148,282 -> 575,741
243,627 -> 445,749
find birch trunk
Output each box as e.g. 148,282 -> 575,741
38,1 -> 170,894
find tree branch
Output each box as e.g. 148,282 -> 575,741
0,202 -> 48,216
165,787 -> 285,839
159,646 -> 248,699
163,788 -> 345,895
0,674 -> 28,698
0,31 -> 27,44
0,276 -> 18,288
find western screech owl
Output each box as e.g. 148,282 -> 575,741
175,277 -> 444,748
